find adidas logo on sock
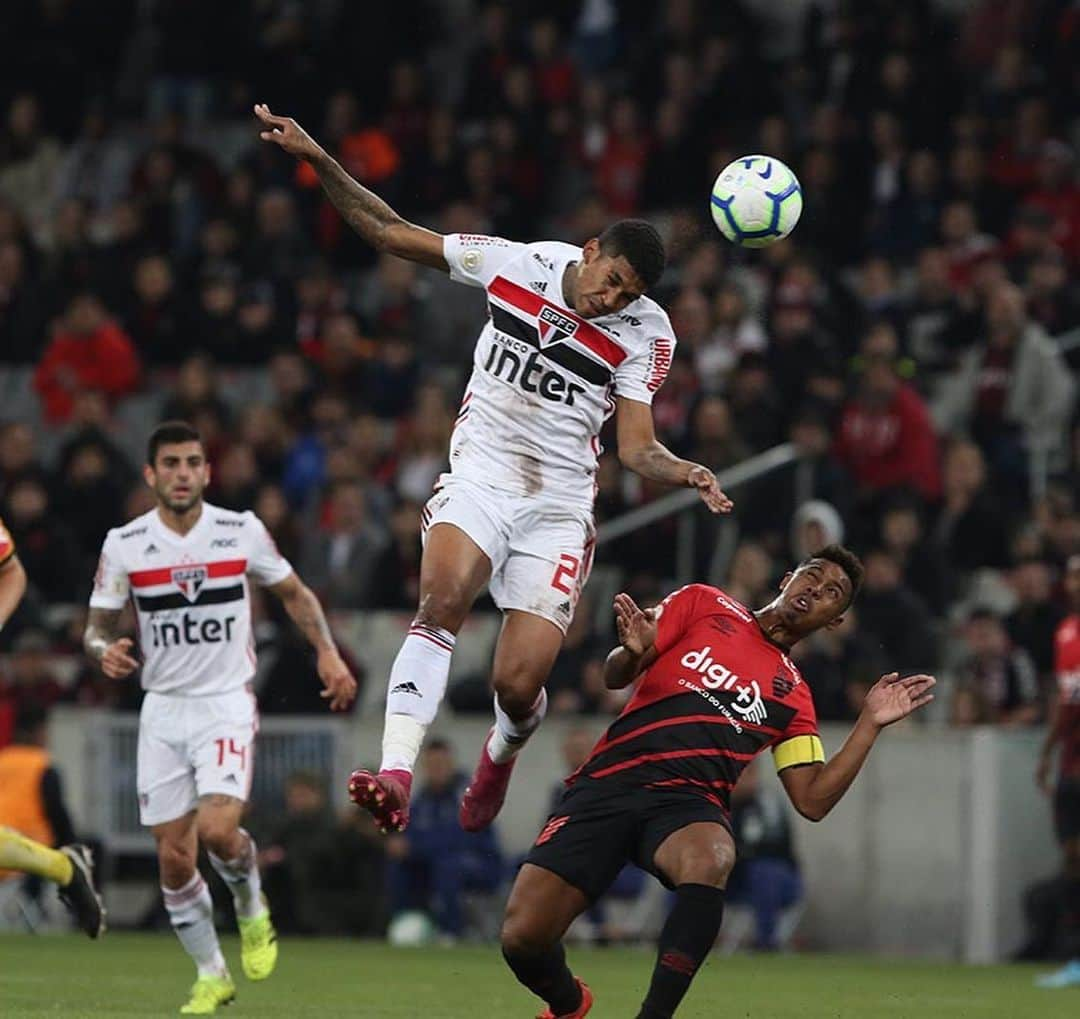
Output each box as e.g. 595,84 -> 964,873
391,681 -> 422,697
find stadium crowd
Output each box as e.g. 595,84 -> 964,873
0,0 -> 1078,748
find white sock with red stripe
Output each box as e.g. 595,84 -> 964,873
162,873 -> 228,978
488,688 -> 548,765
207,829 -> 264,920
380,622 -> 457,773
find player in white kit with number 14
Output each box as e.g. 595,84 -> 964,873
84,422 -> 357,1015
256,102 -> 733,841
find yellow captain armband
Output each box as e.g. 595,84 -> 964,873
773,734 -> 825,773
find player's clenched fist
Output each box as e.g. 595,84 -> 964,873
101,637 -> 139,679
613,592 -> 657,656
254,103 -> 322,162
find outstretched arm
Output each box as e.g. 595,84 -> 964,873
267,573 -> 357,711
615,398 -> 733,514
779,672 -> 936,821
254,103 -> 448,271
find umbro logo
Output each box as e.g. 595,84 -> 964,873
529,280 -> 548,294
223,774 -> 238,785
771,674 -> 795,698
535,815 -> 569,846
710,617 -> 736,636
391,681 -> 422,697
144,543 -> 159,555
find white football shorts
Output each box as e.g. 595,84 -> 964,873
137,686 -> 258,826
421,475 -> 595,633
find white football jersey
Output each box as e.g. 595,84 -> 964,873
89,503 -> 294,696
442,234 -> 676,510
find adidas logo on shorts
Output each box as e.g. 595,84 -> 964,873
391,681 -> 422,697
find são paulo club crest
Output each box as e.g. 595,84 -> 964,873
171,565 -> 208,602
537,305 -> 579,348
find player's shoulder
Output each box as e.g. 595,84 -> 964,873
205,503 -> 253,529
524,239 -> 581,267
660,583 -> 752,621
110,509 -> 157,546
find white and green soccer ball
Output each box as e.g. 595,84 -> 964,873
387,910 -> 436,947
710,155 -> 803,248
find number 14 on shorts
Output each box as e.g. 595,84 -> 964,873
214,737 -> 248,770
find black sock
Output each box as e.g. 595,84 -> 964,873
636,883 -> 724,1019
503,941 -> 582,1016
1064,876 -> 1080,957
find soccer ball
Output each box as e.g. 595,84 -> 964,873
710,155 -> 803,248
387,910 -> 436,947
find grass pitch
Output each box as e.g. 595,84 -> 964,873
1,933 -> 1077,1018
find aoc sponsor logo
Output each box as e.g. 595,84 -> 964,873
679,645 -> 768,725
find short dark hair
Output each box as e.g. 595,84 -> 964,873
598,219 -> 666,290
798,543 -> 865,609
147,421 -> 203,465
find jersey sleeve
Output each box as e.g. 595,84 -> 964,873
245,513 -> 294,587
89,530 -> 130,610
443,233 -> 527,289
613,334 -> 676,405
0,515 -> 14,567
771,680 -> 825,773
653,584 -> 711,656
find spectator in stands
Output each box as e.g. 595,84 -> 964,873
930,438 -> 1011,577
790,500 -> 844,564
1005,558 -> 1064,683
856,548 -> 938,676
726,762 -> 803,952
0,240 -> 43,362
384,739 -> 503,940
791,608 -> 885,722
300,480 -> 388,610
257,770 -> 384,936
33,292 -> 141,425
2,476 -> 81,606
834,322 -> 942,507
879,495 -> 952,614
0,633 -> 67,731
372,500 -> 423,611
0,94 -> 62,245
936,283 -> 1075,486
954,608 -> 1041,726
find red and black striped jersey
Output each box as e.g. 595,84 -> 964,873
1055,614 -> 1080,779
570,584 -> 824,812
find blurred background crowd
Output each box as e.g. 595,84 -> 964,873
0,0 -> 1078,753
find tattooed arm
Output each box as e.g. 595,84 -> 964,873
268,573 -> 358,711
254,103 -> 448,271
84,607 -> 139,678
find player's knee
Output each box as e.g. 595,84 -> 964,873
675,844 -> 736,889
492,658 -> 543,716
197,816 -> 238,856
415,588 -> 469,633
157,838 -> 196,885
500,913 -> 549,958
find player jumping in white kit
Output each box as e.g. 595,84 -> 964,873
255,102 -> 732,838
84,421 -> 357,1015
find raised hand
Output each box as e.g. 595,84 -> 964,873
613,592 -> 658,656
317,648 -> 358,712
687,465 -> 734,514
254,103 -> 323,162
863,672 -> 936,728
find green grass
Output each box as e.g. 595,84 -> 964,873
1,933 -> 1077,1018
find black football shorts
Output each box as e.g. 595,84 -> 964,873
523,778 -> 732,901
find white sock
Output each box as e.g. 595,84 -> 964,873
207,829 -> 264,920
380,622 -> 456,773
162,873 -> 228,978
488,688 -> 548,765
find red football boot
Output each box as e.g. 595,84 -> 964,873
535,979 -> 593,1019
347,768 -> 412,833
459,728 -> 517,832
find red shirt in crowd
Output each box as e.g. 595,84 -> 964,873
834,383 -> 942,501
33,321 -> 141,424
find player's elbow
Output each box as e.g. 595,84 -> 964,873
617,445 -> 647,471
792,797 -> 828,822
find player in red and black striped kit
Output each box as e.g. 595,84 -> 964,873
1035,554 -> 1080,988
501,545 -> 937,1019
